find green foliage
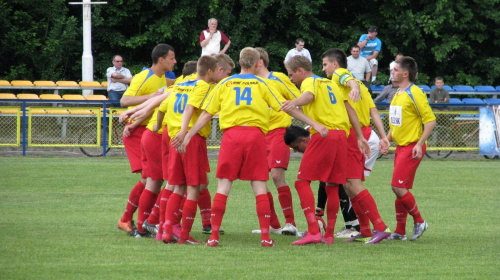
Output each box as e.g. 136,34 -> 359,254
0,0 -> 499,85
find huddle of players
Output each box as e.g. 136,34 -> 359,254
117,43 -> 435,247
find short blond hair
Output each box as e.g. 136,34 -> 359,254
287,56 -> 312,72
239,47 -> 260,70
214,53 -> 235,70
197,55 -> 218,76
255,47 -> 269,68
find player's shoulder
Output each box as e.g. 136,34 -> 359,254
333,68 -> 353,83
269,71 -> 288,79
409,84 -> 425,95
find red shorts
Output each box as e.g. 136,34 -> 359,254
265,128 -> 290,170
298,130 -> 347,184
168,134 -> 209,186
141,129 -> 163,181
216,126 -> 269,181
161,126 -> 170,181
345,127 -> 372,180
391,142 -> 426,189
122,124 -> 147,173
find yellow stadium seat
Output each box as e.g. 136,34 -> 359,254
11,80 -> 34,87
56,81 -> 79,87
17,93 -> 40,99
101,81 -> 108,87
0,107 -> 20,114
34,80 -> 57,87
85,94 -> 108,100
62,94 -> 85,100
79,81 -> 102,87
39,94 -> 63,100
68,108 -> 97,115
0,80 -> 11,86
44,108 -> 70,115
0,93 -> 17,99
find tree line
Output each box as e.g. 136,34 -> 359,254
1,0 -> 499,86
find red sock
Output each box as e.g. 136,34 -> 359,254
159,188 -> 173,226
400,191 -> 424,223
395,197 -> 408,235
136,189 -> 158,232
356,189 -> 387,232
277,185 -> 295,226
256,194 -> 271,241
198,188 -> 212,228
163,193 -> 182,235
210,193 -> 228,240
173,195 -> 186,225
147,190 -> 162,225
181,199 -> 197,240
267,192 -> 281,229
324,185 -> 339,238
351,197 -> 371,237
120,180 -> 145,223
294,180 -> 319,235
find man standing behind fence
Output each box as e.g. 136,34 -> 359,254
107,55 -> 133,102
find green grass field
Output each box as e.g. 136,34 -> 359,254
1,157 -> 499,279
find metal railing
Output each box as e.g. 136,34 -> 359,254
0,100 -> 487,157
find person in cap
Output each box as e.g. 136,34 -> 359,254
357,26 -> 382,85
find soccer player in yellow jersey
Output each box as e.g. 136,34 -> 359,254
160,56 -> 219,244
388,56 -> 435,241
282,55 -> 370,245
251,47 -> 300,236
178,47 -> 327,247
119,60 -> 199,239
117,44 -> 176,236
322,48 -> 391,244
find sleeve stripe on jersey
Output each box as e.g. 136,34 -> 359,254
198,84 -> 212,108
132,69 -> 155,96
269,72 -> 298,99
254,75 -> 283,106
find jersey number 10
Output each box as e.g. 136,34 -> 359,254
174,93 -> 188,113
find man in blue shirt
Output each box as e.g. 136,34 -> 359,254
358,26 -> 382,85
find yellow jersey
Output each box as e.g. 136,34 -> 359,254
266,71 -> 300,131
165,79 -> 213,139
389,84 -> 436,146
300,75 -> 350,136
123,68 -> 166,125
203,73 -> 285,135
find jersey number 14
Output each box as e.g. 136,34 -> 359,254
234,87 -> 253,105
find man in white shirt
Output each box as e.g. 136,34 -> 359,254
347,45 -> 371,82
199,18 -> 231,56
388,53 -> 404,84
106,55 -> 132,102
284,38 -> 312,65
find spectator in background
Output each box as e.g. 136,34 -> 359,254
429,76 -> 450,111
200,18 -> 231,56
284,38 -> 312,66
358,26 -> 382,85
347,45 -> 371,82
388,53 -> 404,84
347,45 -> 372,95
107,55 -> 132,102
374,80 -> 399,106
